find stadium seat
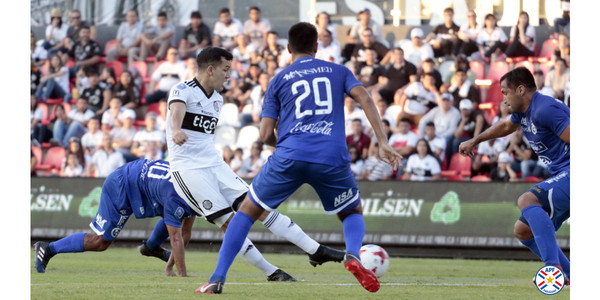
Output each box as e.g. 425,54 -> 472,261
37,103 -> 51,126
36,146 -> 66,173
31,146 -> 43,171
485,61 -> 509,84
522,176 -> 542,183
235,125 -> 260,158
130,61 -> 150,83
469,60 -> 485,80
105,60 -> 124,80
484,83 -> 503,106
146,102 -> 160,115
219,103 -> 241,127
471,175 -> 491,182
445,153 -> 472,177
506,43 -> 537,64
214,125 -> 237,149
45,98 -> 64,105
530,39 -> 558,63
445,174 -> 465,182
514,60 -> 535,74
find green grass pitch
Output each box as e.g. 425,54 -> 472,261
31,247 -> 570,299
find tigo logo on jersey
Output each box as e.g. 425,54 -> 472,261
181,112 -> 218,134
534,266 -> 565,295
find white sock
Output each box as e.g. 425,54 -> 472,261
239,238 -> 278,276
261,211 -> 320,255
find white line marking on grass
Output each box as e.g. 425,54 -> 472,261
32,282 -> 497,287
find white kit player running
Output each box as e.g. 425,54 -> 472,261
166,47 -> 344,279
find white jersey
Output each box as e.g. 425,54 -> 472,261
166,77 -> 223,171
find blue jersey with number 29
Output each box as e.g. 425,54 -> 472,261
262,57 -> 362,166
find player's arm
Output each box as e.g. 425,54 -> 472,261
349,85 -> 402,170
259,117 -> 277,147
169,102 -> 188,146
459,119 -> 519,157
559,124 -> 570,144
166,222 -> 188,277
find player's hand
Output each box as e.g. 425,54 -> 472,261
458,139 -> 477,157
172,130 -> 188,146
378,143 -> 403,171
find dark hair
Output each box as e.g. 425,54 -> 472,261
219,8 -> 230,15
48,53 -> 63,73
416,138 -> 434,157
533,70 -> 544,76
128,9 -> 138,17
288,22 -> 318,55
79,24 -> 90,31
83,65 -> 99,77
500,67 -> 536,91
382,119 -> 390,127
555,57 -> 567,67
196,46 -> 233,70
352,118 -> 363,124
191,11 -> 202,19
443,7 -> 454,14
515,11 -> 530,41
267,30 -> 279,36
484,13 -> 497,28
249,6 -> 261,12
393,47 -> 404,53
423,58 -> 435,64
455,67 -> 466,74
157,11 -> 167,18
425,121 -> 435,128
399,117 -> 412,124
316,12 -> 331,25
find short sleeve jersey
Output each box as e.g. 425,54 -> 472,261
510,92 -> 570,175
166,78 -> 223,171
262,57 -> 361,166
405,154 -> 441,181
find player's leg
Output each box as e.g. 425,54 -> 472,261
518,192 -> 561,266
138,218 -> 172,262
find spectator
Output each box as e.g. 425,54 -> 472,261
243,6 -> 271,50
135,11 -> 175,62
447,68 -> 480,108
109,113 -> 137,162
60,153 -> 84,177
241,72 -> 269,126
222,145 -> 234,165
65,26 -> 101,78
492,100 -> 513,144
348,144 -> 364,180
544,57 -> 570,101
143,140 -> 163,160
396,72 -> 439,125
351,27 -> 389,66
400,28 -> 434,68
131,112 -> 166,158
533,70 -> 553,97
505,11 -> 536,58
230,148 -> 244,174
238,141 -> 266,179
35,53 -> 71,103
43,8 -> 69,55
349,8 -> 383,44
31,58 -> 42,95
423,122 -> 447,164
79,68 -> 107,115
450,99 -> 487,157
491,152 -> 518,182
346,119 -> 371,159
316,29 -> 341,64
31,31 -> 47,67
53,98 -> 94,147
30,95 -> 51,146
85,135 -> 125,177
31,150 -> 38,177
81,116 -> 103,155
101,97 -> 136,133
179,11 -> 212,59
504,127 -> 536,179
62,9 -> 97,49
553,0 -> 570,36
232,63 -> 262,105
457,9 -> 482,57
341,29 -> 358,64
260,31 -> 285,64
112,70 -> 140,109
145,47 -> 187,105
403,138 -> 441,181
106,9 -> 144,63
418,58 -> 443,90
378,47 -> 417,105
388,118 -> 418,171
184,56 -> 198,81
231,34 -> 259,74
49,104 -> 67,145
444,54 -> 476,85
344,96 -> 368,136
63,137 -> 89,170
472,138 -> 505,176
554,33 -> 570,66
376,98 -> 397,129
315,12 -> 337,41
355,48 -> 385,89
475,14 -> 508,61
417,92 -> 460,140
360,142 -> 393,181
424,7 -> 460,58
99,67 -> 117,94
156,98 -> 167,132
213,8 -> 244,51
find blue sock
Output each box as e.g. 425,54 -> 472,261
209,212 -> 255,283
520,237 -> 542,259
521,205 -> 559,266
49,232 -> 86,255
146,218 -> 169,250
342,213 -> 365,258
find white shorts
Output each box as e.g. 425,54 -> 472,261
170,162 -> 249,223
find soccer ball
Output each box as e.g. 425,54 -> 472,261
359,244 -> 390,278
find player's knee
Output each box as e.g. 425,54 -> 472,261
517,192 -> 541,210
87,234 -> 112,251
337,202 -> 363,221
513,220 -> 533,241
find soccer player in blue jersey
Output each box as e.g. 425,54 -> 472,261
459,67 -> 570,284
198,22 -> 401,294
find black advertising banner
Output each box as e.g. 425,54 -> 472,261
31,178 -> 569,249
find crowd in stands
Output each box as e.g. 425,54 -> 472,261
31,5 -> 570,183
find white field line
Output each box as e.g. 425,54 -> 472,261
32,281 -> 497,287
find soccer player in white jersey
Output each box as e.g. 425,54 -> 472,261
166,47 -> 345,281
199,23 -> 401,294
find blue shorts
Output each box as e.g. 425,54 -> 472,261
519,168 -> 570,230
89,170 -> 133,242
248,152 -> 360,215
